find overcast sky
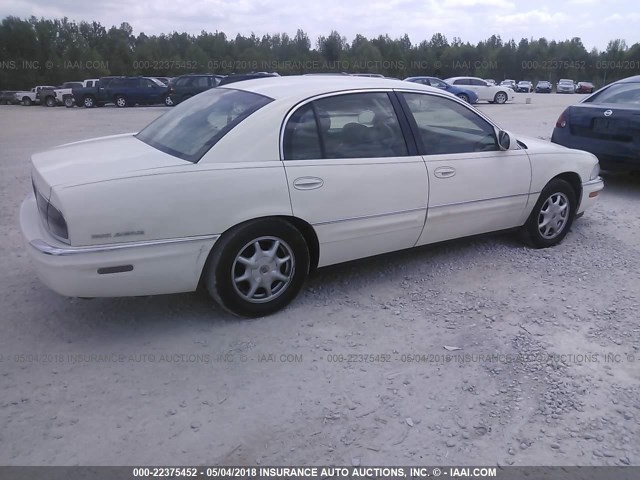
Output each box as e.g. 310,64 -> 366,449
0,0 -> 636,50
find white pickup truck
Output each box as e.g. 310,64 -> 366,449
38,79 -> 98,107
14,86 -> 57,106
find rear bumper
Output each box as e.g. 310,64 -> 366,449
578,177 -> 604,215
20,196 -> 218,298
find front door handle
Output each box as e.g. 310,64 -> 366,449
293,177 -> 324,190
434,166 -> 456,179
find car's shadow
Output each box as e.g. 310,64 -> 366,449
43,230 -> 523,337
600,170 -> 640,198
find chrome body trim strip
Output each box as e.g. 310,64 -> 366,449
312,207 -> 427,226
30,234 -> 220,256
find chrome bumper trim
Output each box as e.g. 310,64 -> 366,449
583,176 -> 604,189
30,234 -> 220,256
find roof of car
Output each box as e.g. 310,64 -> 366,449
616,75 -> 640,84
221,75 -> 438,101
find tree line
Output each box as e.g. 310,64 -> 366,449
0,15 -> 638,89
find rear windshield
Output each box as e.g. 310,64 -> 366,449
136,88 -> 273,163
585,83 -> 640,105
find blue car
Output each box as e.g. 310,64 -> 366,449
551,75 -> 640,171
404,76 -> 479,104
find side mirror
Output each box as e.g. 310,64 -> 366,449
497,130 -> 511,150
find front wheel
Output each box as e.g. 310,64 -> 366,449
205,219 -> 310,317
522,179 -> 576,248
494,91 -> 508,104
164,95 -> 174,106
456,93 -> 469,103
64,96 -> 75,108
45,96 -> 56,107
115,95 -> 127,108
22,97 -> 32,106
83,96 -> 95,108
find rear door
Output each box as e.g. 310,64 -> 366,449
282,91 -> 429,267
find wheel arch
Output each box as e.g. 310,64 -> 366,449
196,215 -> 320,290
551,171 -> 582,208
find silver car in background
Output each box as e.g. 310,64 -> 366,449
557,79 -> 576,93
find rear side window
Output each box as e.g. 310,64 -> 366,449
193,76 -> 209,88
284,92 -> 408,160
137,88 -> 273,163
283,104 -> 322,160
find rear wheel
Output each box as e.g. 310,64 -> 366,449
522,179 -> 576,248
44,96 -> 56,107
164,95 -> 174,106
205,219 -> 310,317
494,91 -> 508,104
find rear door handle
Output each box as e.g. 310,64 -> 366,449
293,177 -> 324,190
434,166 -> 456,178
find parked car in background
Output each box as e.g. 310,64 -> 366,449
14,86 -> 56,106
152,77 -> 172,85
552,75 -> 640,171
556,79 -> 576,93
0,90 -> 19,105
444,76 -> 514,103
404,76 -> 478,103
516,81 -> 533,93
484,79 -> 496,86
500,79 -> 517,90
169,74 -> 224,105
72,76 -> 172,108
19,76 -> 602,317
535,81 -> 553,93
576,81 -> 595,94
218,72 -> 279,86
351,73 -> 385,78
38,82 -> 83,107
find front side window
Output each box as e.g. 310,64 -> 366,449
586,83 -> 640,104
402,93 -> 498,155
430,79 -> 449,89
137,88 -> 273,163
284,92 -> 408,160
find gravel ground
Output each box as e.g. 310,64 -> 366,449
0,93 -> 639,466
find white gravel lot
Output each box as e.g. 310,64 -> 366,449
0,93 -> 639,467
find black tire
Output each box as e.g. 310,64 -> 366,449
457,93 -> 469,103
115,95 -> 127,108
83,96 -> 95,108
44,96 -> 56,107
522,179 -> 577,249
494,91 -> 508,104
64,96 -> 75,108
22,97 -> 32,106
205,219 -> 310,317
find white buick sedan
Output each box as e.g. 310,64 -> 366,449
20,76 -> 603,317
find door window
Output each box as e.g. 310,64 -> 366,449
402,93 -> 498,155
284,92 -> 408,160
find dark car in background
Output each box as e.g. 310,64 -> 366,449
169,74 -> 224,105
0,90 -> 19,105
551,75 -> 640,171
516,81 -> 533,93
217,72 -> 279,86
404,76 -> 479,103
73,76 -> 171,108
576,81 -> 595,94
535,81 -> 552,93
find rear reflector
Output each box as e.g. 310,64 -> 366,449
589,191 -> 600,198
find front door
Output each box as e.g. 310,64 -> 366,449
398,91 -> 531,245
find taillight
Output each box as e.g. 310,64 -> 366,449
556,111 -> 567,128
